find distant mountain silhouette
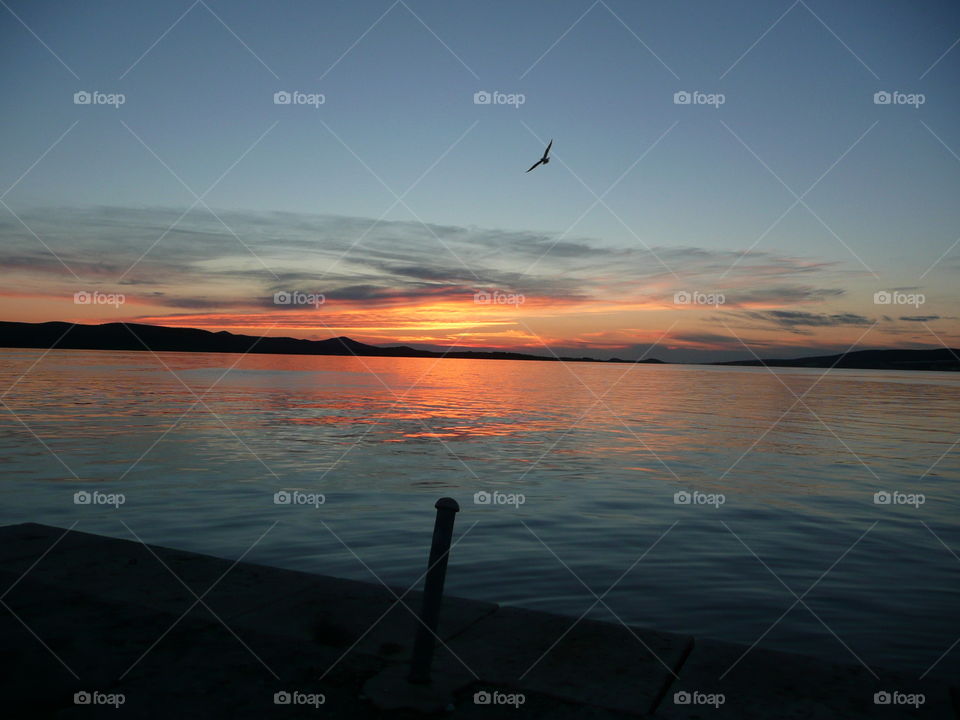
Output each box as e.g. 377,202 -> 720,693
0,321 -> 665,365
716,348 -> 959,372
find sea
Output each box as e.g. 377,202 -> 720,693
1,348 -> 957,679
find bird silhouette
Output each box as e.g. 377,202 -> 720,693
526,139 -> 553,173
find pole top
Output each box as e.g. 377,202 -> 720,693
435,497 -> 460,512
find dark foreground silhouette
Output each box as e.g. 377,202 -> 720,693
1,522 -> 953,718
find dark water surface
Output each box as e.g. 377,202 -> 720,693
2,348 -> 958,679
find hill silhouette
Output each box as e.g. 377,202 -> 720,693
716,348 -> 959,372
0,321 -> 664,365
3,322 -> 956,370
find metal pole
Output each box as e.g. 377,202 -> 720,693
408,497 -> 460,684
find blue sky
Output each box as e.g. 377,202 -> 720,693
1,0 -> 958,361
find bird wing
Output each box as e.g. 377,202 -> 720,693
526,159 -> 543,172
543,139 -> 553,158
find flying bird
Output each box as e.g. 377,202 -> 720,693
526,139 -> 553,173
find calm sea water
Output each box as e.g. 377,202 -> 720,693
1,348 -> 958,679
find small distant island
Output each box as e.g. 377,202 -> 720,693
1,321 -> 957,371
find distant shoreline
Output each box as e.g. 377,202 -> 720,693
1,321 -> 957,371
0,321 -> 663,366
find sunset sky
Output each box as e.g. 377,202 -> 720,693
1,0 -> 958,361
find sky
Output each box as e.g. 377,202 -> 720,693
1,0 -> 958,362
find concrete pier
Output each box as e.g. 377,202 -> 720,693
0,523 -> 955,718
